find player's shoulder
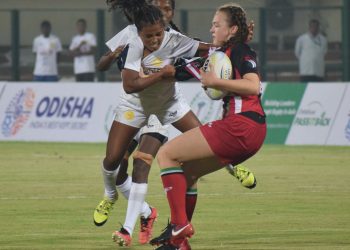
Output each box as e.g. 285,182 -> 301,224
231,43 -> 256,58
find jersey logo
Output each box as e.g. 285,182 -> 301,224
247,59 -> 256,68
172,224 -> 190,237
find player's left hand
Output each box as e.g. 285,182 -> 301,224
200,64 -> 217,87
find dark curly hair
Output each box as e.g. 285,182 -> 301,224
218,3 -> 249,49
106,0 -> 147,23
106,0 -> 164,31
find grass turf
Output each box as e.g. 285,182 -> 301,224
0,142 -> 349,249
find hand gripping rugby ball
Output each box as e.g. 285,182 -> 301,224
202,51 -> 232,100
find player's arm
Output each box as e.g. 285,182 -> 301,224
122,65 -> 175,94
97,45 -> 125,71
200,64 -> 260,96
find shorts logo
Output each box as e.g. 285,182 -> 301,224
124,110 -> 135,121
167,111 -> 177,117
1,88 -> 35,137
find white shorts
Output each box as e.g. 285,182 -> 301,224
134,114 -> 169,143
114,93 -> 191,129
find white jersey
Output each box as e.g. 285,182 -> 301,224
69,32 -> 97,74
106,25 -> 139,52
32,34 -> 62,76
105,24 -> 180,52
121,30 -> 199,115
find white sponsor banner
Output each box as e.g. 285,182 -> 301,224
326,84 -> 350,145
286,83 -> 346,145
0,83 -> 121,142
0,82 -> 267,142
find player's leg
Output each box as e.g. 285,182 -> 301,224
173,110 -> 257,189
114,134 -> 156,221
114,138 -> 137,199
153,127 -> 224,247
170,110 -> 201,225
113,116 -> 168,246
93,121 -> 139,226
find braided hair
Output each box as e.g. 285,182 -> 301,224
218,3 -> 249,49
107,0 -> 164,31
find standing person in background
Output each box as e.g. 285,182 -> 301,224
295,19 -> 328,82
32,20 -> 62,82
69,19 -> 97,82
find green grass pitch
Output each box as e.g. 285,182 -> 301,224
0,142 -> 349,249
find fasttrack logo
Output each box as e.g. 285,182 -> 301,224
294,101 -> 331,127
1,88 -> 35,137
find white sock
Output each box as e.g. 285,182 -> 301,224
116,175 -> 132,199
116,176 -> 151,218
101,163 -> 118,201
140,203 -> 151,218
123,182 -> 148,235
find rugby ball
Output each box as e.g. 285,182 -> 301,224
202,51 -> 232,100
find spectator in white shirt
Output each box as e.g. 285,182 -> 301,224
295,19 -> 328,82
69,19 -> 97,82
32,20 -> 62,82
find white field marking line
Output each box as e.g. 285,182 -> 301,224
32,153 -> 101,159
0,195 -> 88,200
0,232 -> 102,238
1,189 -> 346,201
3,228 -> 349,239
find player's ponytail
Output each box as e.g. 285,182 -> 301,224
218,3 -> 249,49
105,0 -> 147,23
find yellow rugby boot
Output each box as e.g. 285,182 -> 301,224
226,164 -> 257,189
93,195 -> 116,226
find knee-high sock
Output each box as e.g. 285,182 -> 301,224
123,182 -> 148,235
101,163 -> 118,200
186,188 -> 198,222
116,176 -> 151,218
160,167 -> 188,226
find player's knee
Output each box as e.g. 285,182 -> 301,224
157,145 -> 173,169
132,150 -> 154,166
103,157 -> 117,171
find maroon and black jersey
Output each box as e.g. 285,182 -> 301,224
222,43 -> 265,118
